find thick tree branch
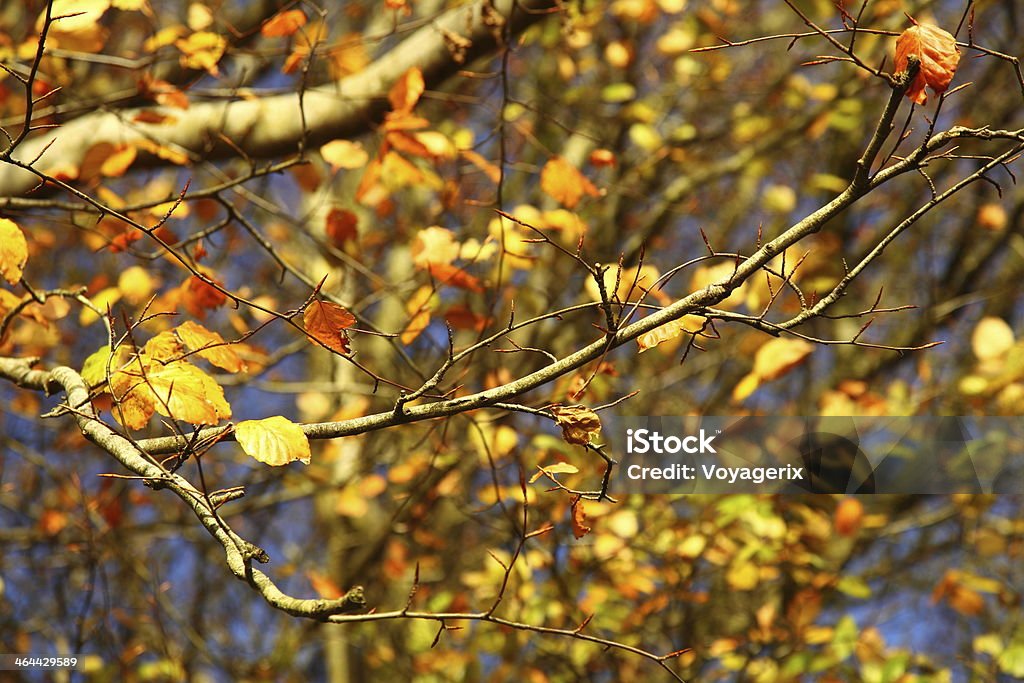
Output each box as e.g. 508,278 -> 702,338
0,0 -> 558,198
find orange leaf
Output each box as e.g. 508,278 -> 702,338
325,208 -> 359,248
261,9 -> 307,37
833,498 -> 864,537
0,218 -> 29,284
541,156 -> 601,209
307,571 -> 344,599
894,22 -> 961,105
388,67 -> 425,114
235,416 -> 311,466
550,405 -> 602,446
589,148 -> 617,167
571,495 -> 591,539
183,275 -> 228,318
100,145 -> 137,178
460,150 -> 501,183
427,263 -> 483,292
303,299 -> 356,355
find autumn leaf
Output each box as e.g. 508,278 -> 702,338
325,208 -> 359,249
307,570 -> 344,599
175,31 -> 227,76
637,315 -> 706,352
147,361 -> 232,425
100,145 -> 137,178
235,416 -> 311,466
261,9 -> 307,37
182,275 -> 228,318
412,226 -> 460,269
833,498 -> 864,537
400,285 -> 434,345
321,140 -> 369,170
733,338 -> 814,402
540,156 -> 601,209
972,317 -> 1014,360
426,263 -> 484,292
0,218 -> 29,284
550,405 -> 602,446
529,462 -> 580,484
570,495 -> 591,539
388,67 -> 425,114
304,298 -> 356,355
895,21 -> 961,105
175,320 -> 247,373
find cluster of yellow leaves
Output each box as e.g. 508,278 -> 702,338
87,327 -> 234,430
353,68 -> 456,207
732,338 -> 814,402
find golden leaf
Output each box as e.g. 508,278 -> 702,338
261,9 -> 307,37
321,140 -> 369,170
147,361 -> 232,425
0,218 -> 28,284
235,416 -> 311,466
175,320 -> 246,373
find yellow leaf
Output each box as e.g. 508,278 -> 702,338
529,461 -> 579,483
81,345 -> 113,386
175,31 -> 227,75
637,316 -> 705,352
400,285 -> 434,345
41,0 -> 110,33
412,226 -> 460,269
175,320 -> 246,373
100,145 -> 137,177
117,265 -> 156,305
144,25 -> 187,52
540,156 -> 601,209
145,361 -> 231,425
142,329 -> 183,363
972,316 -> 1014,360
235,416 -> 311,466
79,286 -> 122,325
726,561 -> 759,590
0,218 -> 28,284
732,372 -> 761,402
320,140 -> 369,170
753,338 -> 814,381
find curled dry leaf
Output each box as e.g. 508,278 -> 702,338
550,405 -> 602,445
235,416 -> 311,466
570,495 -> 591,539
894,22 -> 961,105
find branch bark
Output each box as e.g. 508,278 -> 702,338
0,0 -> 557,198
